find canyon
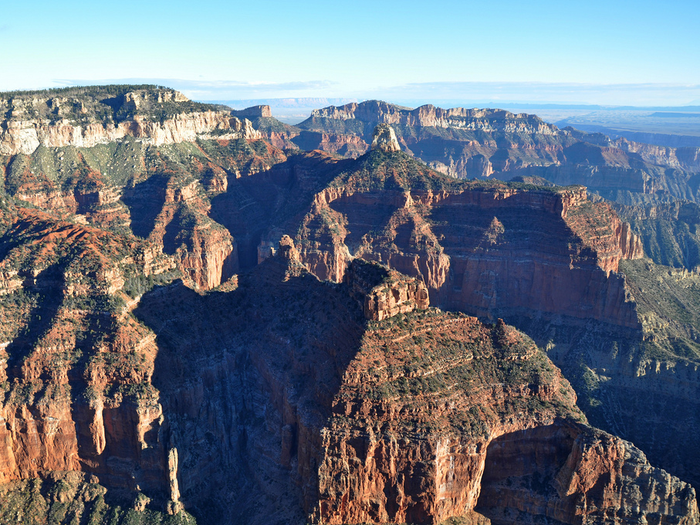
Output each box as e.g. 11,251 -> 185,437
0,86 -> 698,524
252,100 -> 700,209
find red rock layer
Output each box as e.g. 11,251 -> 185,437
0,209 -> 177,499
125,250 -> 698,524
477,423 -> 699,525
293,168 -> 642,328
0,88 -> 261,156
344,258 -> 429,320
310,313 -> 697,525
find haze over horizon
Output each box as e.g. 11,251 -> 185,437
2,0 -> 699,107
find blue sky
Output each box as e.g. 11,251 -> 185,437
2,0 -> 699,106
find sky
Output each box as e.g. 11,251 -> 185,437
2,0 -> 700,106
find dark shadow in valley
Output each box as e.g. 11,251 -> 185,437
4,264 -> 65,376
161,207 -> 186,255
209,153 -> 353,272
121,173 -> 170,238
133,253 -> 366,524
474,422 -> 578,525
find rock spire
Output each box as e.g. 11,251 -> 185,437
370,123 -> 401,152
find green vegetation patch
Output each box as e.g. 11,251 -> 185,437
0,473 -> 196,525
620,258 -> 700,361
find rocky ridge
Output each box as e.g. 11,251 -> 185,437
0,86 -> 698,524
285,149 -> 643,328
189,137 -> 700,497
0,98 -> 285,290
0,86 -> 260,156
0,204 -> 185,512
258,100 -> 700,210
133,240 -> 697,524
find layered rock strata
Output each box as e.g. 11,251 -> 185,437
0,87 -> 260,156
290,150 -> 643,328
132,249 -> 697,524
0,206 -> 180,507
0,102 -> 285,290
344,258 -> 429,320
284,100 -> 700,203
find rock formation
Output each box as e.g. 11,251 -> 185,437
0,89 -> 285,290
0,87 -> 260,156
0,86 -> 698,525
285,151 -> 643,328
370,123 -> 401,153
270,100 -> 700,208
231,105 -> 272,119
132,249 -> 697,524
344,258 -> 429,320
0,205 -> 179,506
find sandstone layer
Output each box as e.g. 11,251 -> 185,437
0,86 -> 697,525
272,100 -> 700,205
284,150 -> 643,328
132,246 -> 697,524
0,205 -> 181,509
0,101 -> 284,290
0,86 -> 260,156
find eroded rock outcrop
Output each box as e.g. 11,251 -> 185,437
291,152 -> 642,328
370,123 -> 401,153
0,99 -> 286,290
0,87 -> 260,156
0,207 -> 180,507
131,249 -> 697,524
289,100 -> 700,205
344,258 -> 429,320
477,422 -> 698,525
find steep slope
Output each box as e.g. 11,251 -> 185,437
0,85 -> 259,156
281,100 -> 700,206
0,203 -> 194,518
199,139 -> 700,497
133,245 -> 697,525
613,200 -> 700,270
1,86 -> 699,525
0,86 -> 281,290
245,148 -> 644,328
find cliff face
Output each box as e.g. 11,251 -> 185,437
0,206 -> 179,504
614,137 -> 700,173
0,100 -> 284,290
308,100 -> 560,135
0,87 -> 260,156
287,151 -> 642,328
0,87 -> 698,525
131,247 -> 696,525
477,423 -> 698,525
281,100 -> 700,206
292,101 -> 568,178
344,258 -> 429,320
0,110 -> 259,156
613,201 -> 700,270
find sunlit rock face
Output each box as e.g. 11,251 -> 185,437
370,123 -> 401,153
